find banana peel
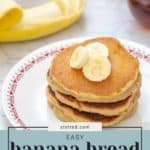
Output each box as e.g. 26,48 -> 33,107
0,0 -> 85,42
0,0 -> 23,30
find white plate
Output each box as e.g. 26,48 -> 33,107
1,37 -> 150,128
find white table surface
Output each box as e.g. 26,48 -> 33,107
0,0 -> 150,129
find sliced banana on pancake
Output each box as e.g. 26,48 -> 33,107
83,56 -> 111,82
86,42 -> 109,58
70,46 -> 88,69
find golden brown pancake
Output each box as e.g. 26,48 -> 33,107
51,102 -> 138,127
50,86 -> 139,116
48,73 -> 141,116
47,86 -> 140,127
48,37 -> 139,103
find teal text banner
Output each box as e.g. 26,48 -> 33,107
0,129 -> 150,150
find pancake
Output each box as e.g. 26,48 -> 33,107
48,73 -> 141,116
47,86 -> 140,127
51,102 -> 138,127
52,87 -> 134,116
48,37 -> 139,103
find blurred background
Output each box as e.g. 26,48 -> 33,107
0,0 -> 150,129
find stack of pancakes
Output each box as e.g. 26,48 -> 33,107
46,37 -> 141,127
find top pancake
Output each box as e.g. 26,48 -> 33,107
48,37 -> 139,103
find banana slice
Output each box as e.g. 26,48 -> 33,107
86,42 -> 109,58
70,46 -> 89,69
82,57 -> 111,82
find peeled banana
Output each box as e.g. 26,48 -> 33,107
70,46 -> 89,69
83,56 -> 111,82
0,0 -> 85,42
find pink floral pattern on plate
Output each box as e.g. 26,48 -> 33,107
3,39 -> 150,127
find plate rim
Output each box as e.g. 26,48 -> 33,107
1,36 -> 150,127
